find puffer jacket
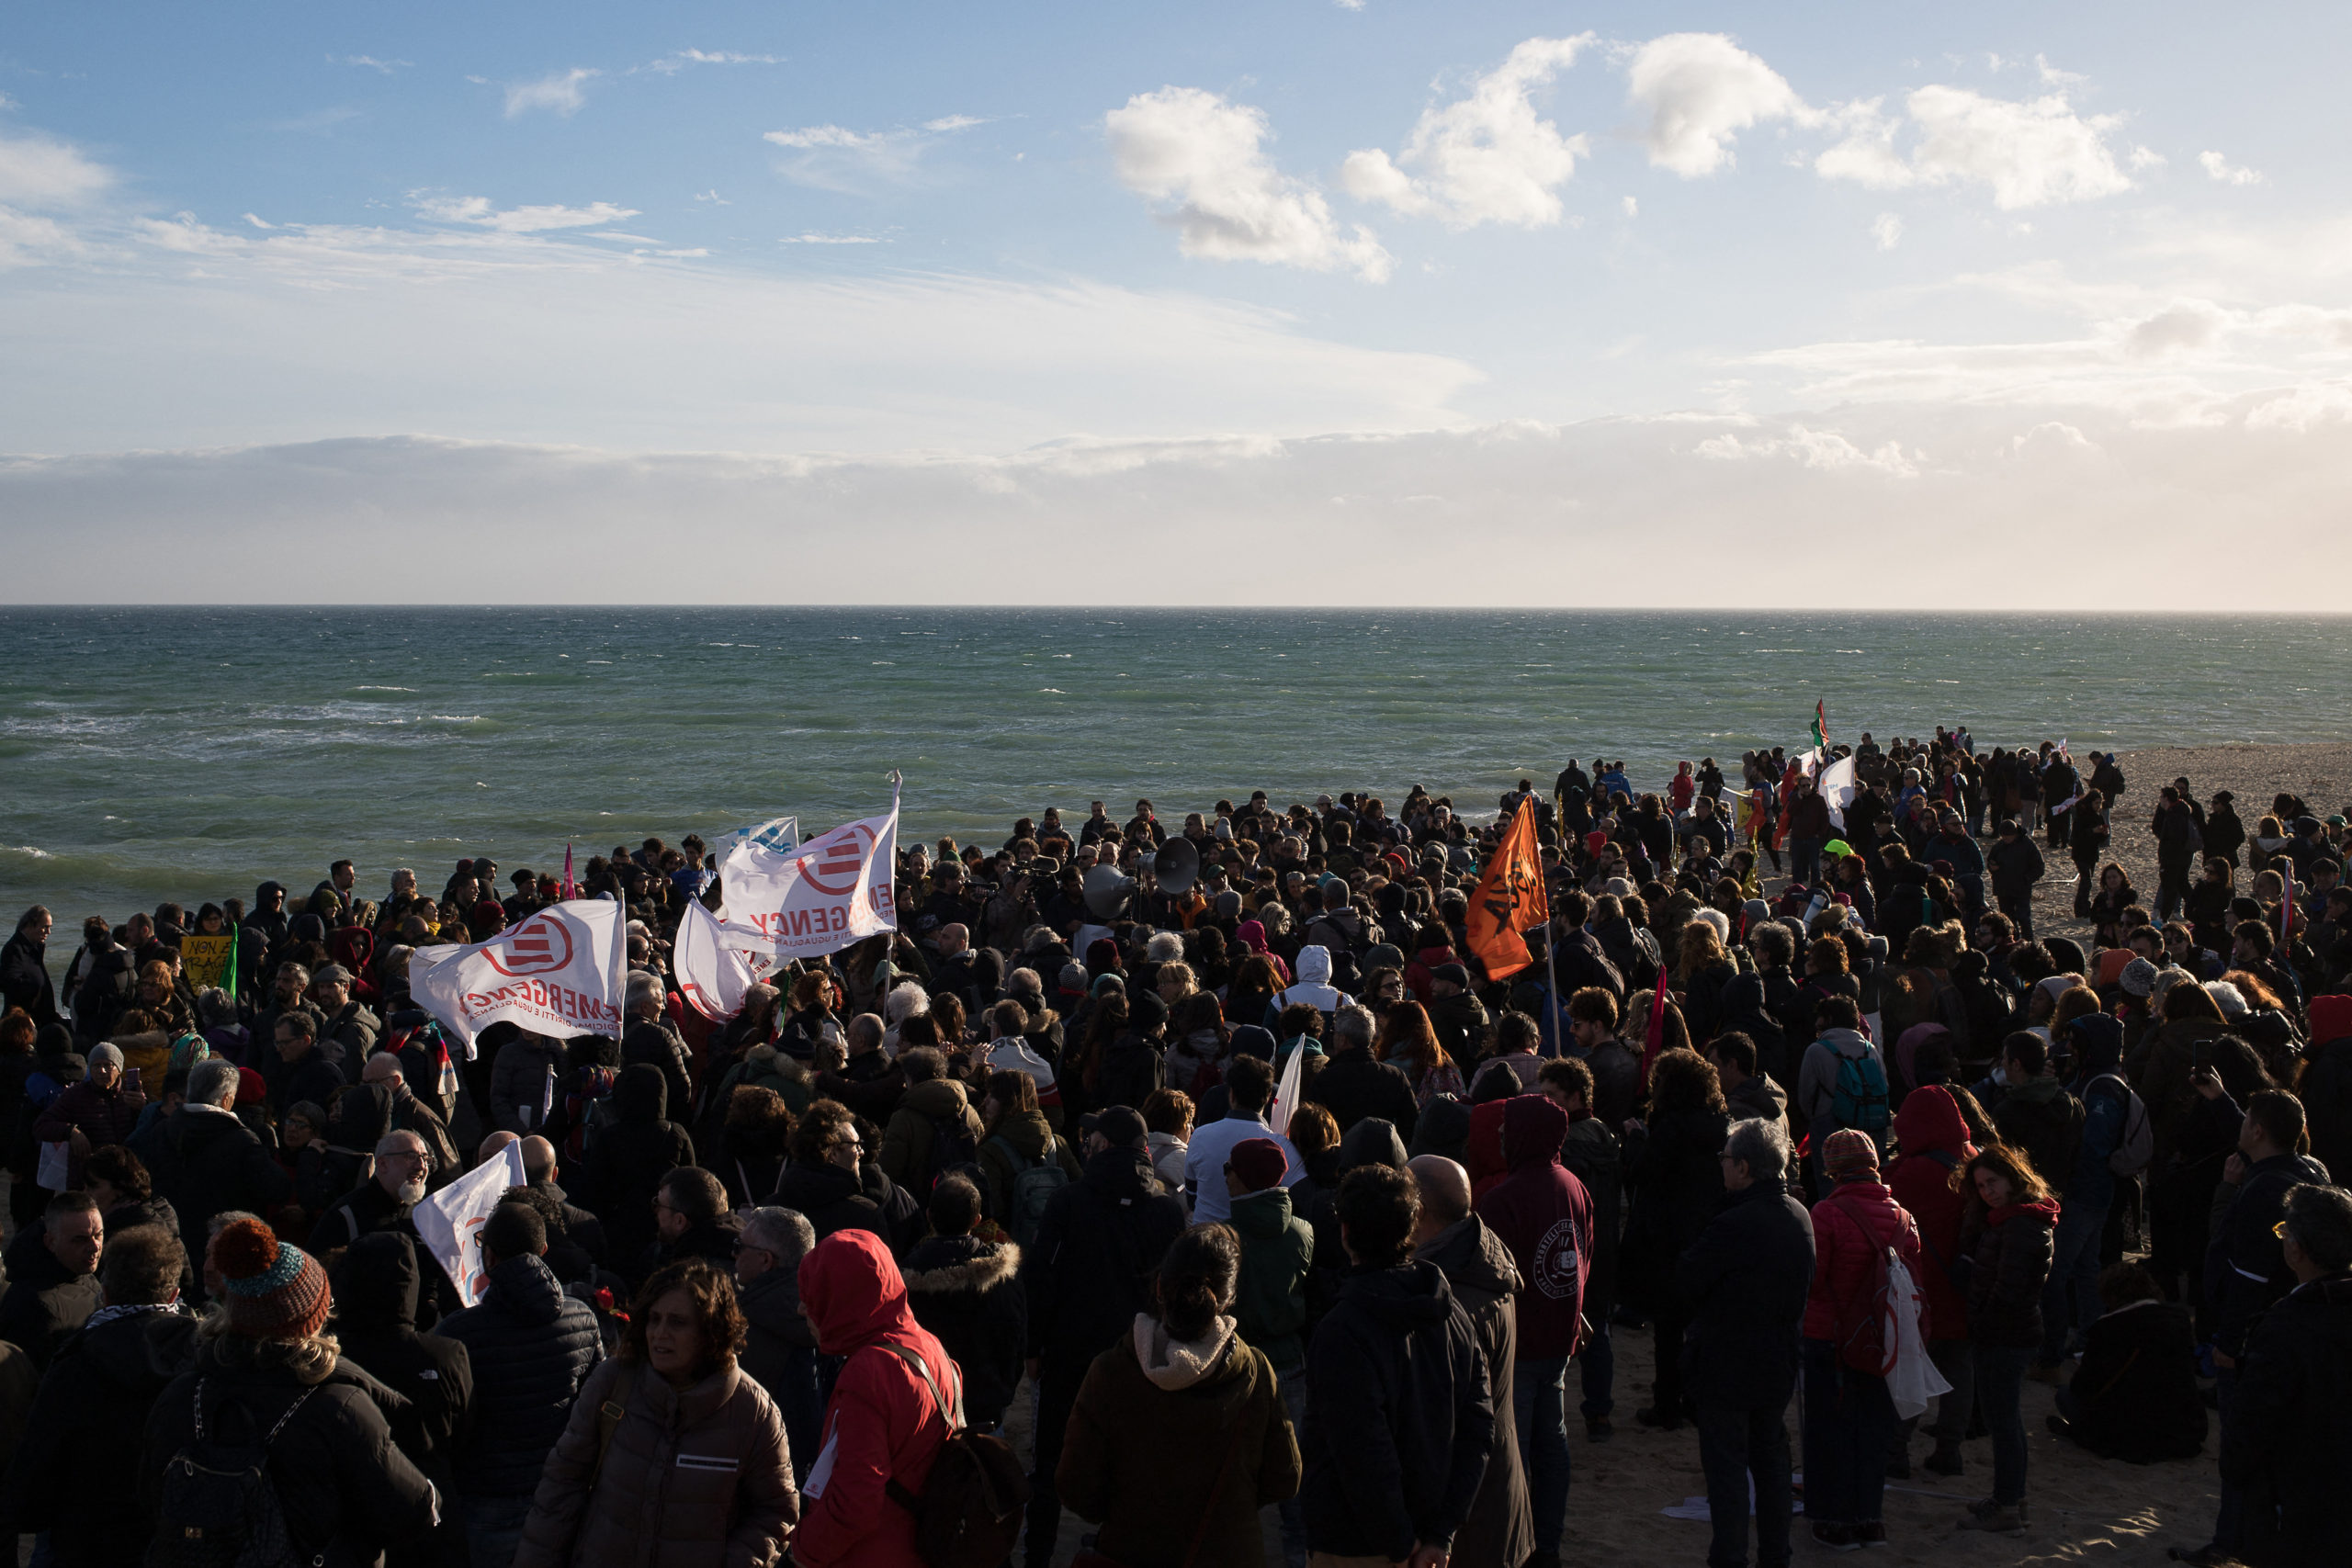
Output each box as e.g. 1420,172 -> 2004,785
1058,1316 -> 1300,1568
878,1077 -> 985,1196
514,1356 -> 797,1568
901,1234 -> 1026,1425
790,1229 -> 959,1568
489,1032 -> 570,1135
0,1304 -> 197,1561
330,1232 -> 473,1467
1803,1176 -> 1924,1348
1475,1095 -> 1593,1360
432,1253 -> 605,1497
1961,1199 -> 2059,1348
139,1327 -> 439,1568
1886,1087 -> 1973,1340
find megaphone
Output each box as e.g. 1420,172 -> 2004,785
1153,838 -> 1200,897
1083,864 -> 1136,920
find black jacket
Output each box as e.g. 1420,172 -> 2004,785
1095,1032 -> 1166,1114
1023,1145 -> 1187,1381
0,1304 -> 197,1562
1676,1182 -> 1815,1409
430,1253 -> 603,1498
1628,1106 -> 1729,1310
310,1181 -> 458,1326
2206,1149 -> 2335,1358
1550,929 -> 1625,1004
902,1234 -> 1026,1425
2064,1299 -> 2206,1462
621,1018 -> 694,1127
579,1064 -> 695,1276
2222,1271 -> 2352,1566
521,1179 -> 608,1286
0,1227 -> 100,1371
1307,1052 -> 1421,1143
330,1233 -> 474,1468
271,1043 -> 348,1123
1299,1260 -> 1493,1562
0,933 -> 54,1025
768,1157 -> 918,1250
151,1105 -> 294,1292
1413,1215 -> 1532,1568
141,1332 -> 440,1568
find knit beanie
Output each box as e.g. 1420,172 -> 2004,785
211,1216 -> 332,1340
1227,1137 -> 1289,1195
2119,957 -> 2161,998
1822,1128 -> 1881,1183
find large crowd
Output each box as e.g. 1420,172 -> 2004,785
0,731 -> 2349,1568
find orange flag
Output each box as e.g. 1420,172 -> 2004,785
1464,798 -> 1550,980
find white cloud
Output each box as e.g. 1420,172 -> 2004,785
922,115 -> 985,133
243,213 -> 274,230
2130,145 -> 2166,171
1106,86 -> 1390,280
413,195 -> 640,232
0,132 -> 115,208
0,207 -> 83,268
1817,85 -> 2132,209
1623,196 -> 1637,218
1625,33 -> 1811,177
1340,35 -> 1594,228
503,68 -> 599,118
641,50 -> 786,74
762,117 -> 978,189
1871,212 -> 1903,250
333,55 -> 410,73
2199,150 -> 2264,186
2035,55 -> 2087,87
1696,423 -> 1919,477
780,232 -> 880,244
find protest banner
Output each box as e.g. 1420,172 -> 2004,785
407,899 -> 625,1056
676,896 -> 767,1021
182,930 -> 236,990
719,790 -> 899,961
413,1139 -> 528,1308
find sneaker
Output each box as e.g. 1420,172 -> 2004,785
1959,1502 -> 2028,1534
1812,1522 -> 1860,1552
2026,1360 -> 2066,1385
1963,1496 -> 2002,1520
1855,1520 -> 1889,1547
1922,1445 -> 1964,1477
1634,1405 -> 1686,1431
1585,1415 -> 1614,1444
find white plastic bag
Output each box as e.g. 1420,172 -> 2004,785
36,1140 -> 71,1192
1885,1252 -> 1951,1420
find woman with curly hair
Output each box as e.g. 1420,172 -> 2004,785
517,1258 -> 798,1567
1630,1046 -> 1730,1429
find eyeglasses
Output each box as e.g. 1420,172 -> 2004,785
2273,1219 -> 2291,1239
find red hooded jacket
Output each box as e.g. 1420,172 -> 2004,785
1803,1173 -> 1925,1347
794,1229 -> 960,1568
1474,1095 -> 1593,1360
1886,1087 -> 1973,1340
1465,1098 -> 1510,1201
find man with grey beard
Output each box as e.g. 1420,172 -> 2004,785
310,1129 -> 458,1323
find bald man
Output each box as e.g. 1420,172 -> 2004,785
363,1051 -> 460,1188
506,1132 -> 607,1284
1410,1155 -> 1534,1568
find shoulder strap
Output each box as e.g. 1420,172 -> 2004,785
589,1363 -> 640,1491
881,1340 -> 965,1433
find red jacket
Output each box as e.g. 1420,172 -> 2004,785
1886,1087 -> 1973,1340
1465,1099 -> 1509,1201
1803,1176 -> 1923,1346
1475,1096 -> 1593,1360
793,1229 -> 959,1568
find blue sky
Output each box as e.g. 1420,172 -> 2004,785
4,3 -> 2348,604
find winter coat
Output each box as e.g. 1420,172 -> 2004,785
0,1304 -> 196,1562
1557,1112 -> 1623,1319
1414,1214 -> 1533,1568
878,1077 -> 986,1197
976,1110 -> 1080,1227
490,1032 -> 570,1134
1059,1317 -> 1300,1568
2222,1270 -> 2352,1567
1306,1050 -> 1421,1143
267,1041 -> 347,1123
1989,1076 -> 2084,1201
1023,1145 -> 1188,1382
2064,1299 -> 2207,1462
583,1065 -> 697,1274
330,1233 -> 473,1469
152,1103 -> 294,1289
1299,1261 -> 1493,1562
1886,1088 -> 1973,1339
140,1328 -> 440,1568
432,1253 -> 605,1497
1628,1104 -> 1728,1313
1960,1200 -> 2059,1348
901,1234 -> 1025,1425
768,1158 -> 917,1251
513,1355 -> 797,1568
623,1018 -> 696,1134
2204,1148 -> 2335,1359
1803,1178 -> 1923,1347
789,1229 -> 959,1568
1096,1031 -> 1167,1113
0,933 -> 54,1025
1678,1180 -> 1815,1409
0,1230 -> 100,1371
1987,833 -> 2046,897
1227,1186 -> 1313,1373
33,1074 -> 146,1164
1797,1027 -> 1883,1140
1474,1095 -> 1592,1361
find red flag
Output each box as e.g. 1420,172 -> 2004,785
1639,964 -> 1670,1091
560,842 -> 576,901
2282,860 -> 2297,944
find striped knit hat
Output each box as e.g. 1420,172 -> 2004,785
210,1217 -> 332,1340
1822,1128 -> 1881,1183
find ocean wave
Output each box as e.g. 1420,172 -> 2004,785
1,845 -> 53,859
353,685 -> 418,693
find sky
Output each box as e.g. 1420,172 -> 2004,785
3,1 -> 2348,606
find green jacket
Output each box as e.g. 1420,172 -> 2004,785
1228,1187 -> 1314,1372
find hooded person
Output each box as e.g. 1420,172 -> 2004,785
900,1175 -> 1025,1434
1303,1115 -> 1410,1325
1269,945 -> 1351,1025
139,1218 -> 441,1564
328,1232 -> 473,1567
1885,1086 -> 1977,1477
1472,1095 -> 1592,1568
578,1063 -> 695,1280
1409,1155 -> 1532,1568
788,1229 -> 963,1568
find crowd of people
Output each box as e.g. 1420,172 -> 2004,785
0,729 -> 2347,1566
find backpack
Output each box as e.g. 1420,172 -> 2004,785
1836,1215 -> 1922,1378
2088,1073 -> 2154,1176
1831,1046 -> 1892,1138
563,1066 -> 619,1162
925,1110 -> 983,1199
154,1379 -> 321,1568
986,1134 -> 1069,1248
879,1343 -> 1028,1568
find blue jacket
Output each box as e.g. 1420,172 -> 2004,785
2066,1078 -> 2130,1211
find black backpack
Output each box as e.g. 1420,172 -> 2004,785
925,1109 -> 982,1198
880,1343 -> 1028,1567
154,1379 -> 321,1568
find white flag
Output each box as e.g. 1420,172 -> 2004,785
718,815 -> 800,857
1817,752 -> 1860,830
413,1140 -> 528,1308
408,899 -> 626,1057
721,794 -> 900,961
676,897 -> 764,1021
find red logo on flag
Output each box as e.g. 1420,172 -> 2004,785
797,825 -> 876,897
483,914 -> 574,976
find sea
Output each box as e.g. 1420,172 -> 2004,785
3,607 -> 2347,919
